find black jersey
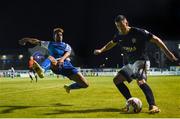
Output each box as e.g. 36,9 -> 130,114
113,27 -> 153,64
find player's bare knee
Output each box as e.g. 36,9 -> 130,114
137,79 -> 146,86
80,76 -> 89,88
78,76 -> 89,88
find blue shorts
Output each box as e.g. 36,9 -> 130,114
51,60 -> 79,77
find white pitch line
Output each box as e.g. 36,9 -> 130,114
0,85 -> 60,95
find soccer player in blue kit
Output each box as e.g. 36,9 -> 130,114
20,28 -> 89,93
94,15 -> 179,113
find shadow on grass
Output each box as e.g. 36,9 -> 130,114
44,108 -> 120,115
0,103 -> 73,114
43,108 -> 150,115
119,111 -> 148,114
0,106 -> 30,114
119,109 -> 151,115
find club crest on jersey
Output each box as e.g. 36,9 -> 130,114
132,38 -> 136,43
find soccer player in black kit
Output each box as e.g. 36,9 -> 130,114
94,15 -> 179,113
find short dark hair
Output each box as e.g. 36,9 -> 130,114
114,15 -> 127,22
53,27 -> 64,33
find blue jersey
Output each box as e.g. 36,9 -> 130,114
41,41 -> 71,59
40,41 -> 78,77
48,41 -> 71,59
113,27 -> 153,64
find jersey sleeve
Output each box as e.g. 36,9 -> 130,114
112,33 -> 121,43
139,29 -> 153,41
65,44 -> 72,53
40,41 -> 50,49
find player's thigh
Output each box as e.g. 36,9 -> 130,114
133,60 -> 150,80
113,72 -> 127,84
114,64 -> 134,84
69,72 -> 89,88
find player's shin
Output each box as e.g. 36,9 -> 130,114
64,82 -> 85,93
68,82 -> 84,89
30,75 -> 33,80
139,83 -> 155,107
115,82 -> 132,100
35,75 -> 38,82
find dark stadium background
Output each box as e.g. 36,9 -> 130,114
0,0 -> 179,69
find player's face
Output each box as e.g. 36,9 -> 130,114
115,19 -> 128,33
54,31 -> 63,42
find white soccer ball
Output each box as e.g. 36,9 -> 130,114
126,97 -> 142,113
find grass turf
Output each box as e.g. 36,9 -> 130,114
0,75 -> 180,118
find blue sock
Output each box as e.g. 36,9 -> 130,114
69,82 -> 83,89
41,58 -> 51,72
139,83 -> 155,106
115,83 -> 132,100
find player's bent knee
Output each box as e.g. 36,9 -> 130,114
82,83 -> 89,88
78,74 -> 89,88
69,73 -> 89,88
137,79 -> 146,86
80,81 -> 89,88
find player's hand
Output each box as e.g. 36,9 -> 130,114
19,38 -> 28,45
171,56 -> 180,66
48,56 -> 57,66
49,56 -> 59,70
94,49 -> 102,55
174,58 -> 180,66
58,58 -> 64,66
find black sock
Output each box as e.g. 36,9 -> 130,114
35,75 -> 38,82
115,83 -> 132,100
30,75 -> 33,81
139,83 -> 155,106
69,82 -> 83,89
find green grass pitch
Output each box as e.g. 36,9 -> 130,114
0,76 -> 180,118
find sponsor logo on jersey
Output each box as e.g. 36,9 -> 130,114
122,46 -> 136,52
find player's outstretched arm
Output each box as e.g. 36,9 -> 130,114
19,38 -> 40,46
94,40 -> 117,55
150,35 -> 179,64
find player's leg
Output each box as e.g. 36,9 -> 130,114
113,64 -> 134,101
135,61 -> 160,113
32,58 -> 51,78
35,74 -> 38,82
113,72 -> 132,100
11,72 -> 14,78
28,71 -> 34,83
32,60 -> 44,78
48,56 -> 89,93
113,64 -> 137,112
137,79 -> 160,113
69,72 -> 89,88
64,72 -> 89,93
33,70 -> 38,83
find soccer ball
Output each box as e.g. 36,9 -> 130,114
126,97 -> 142,113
